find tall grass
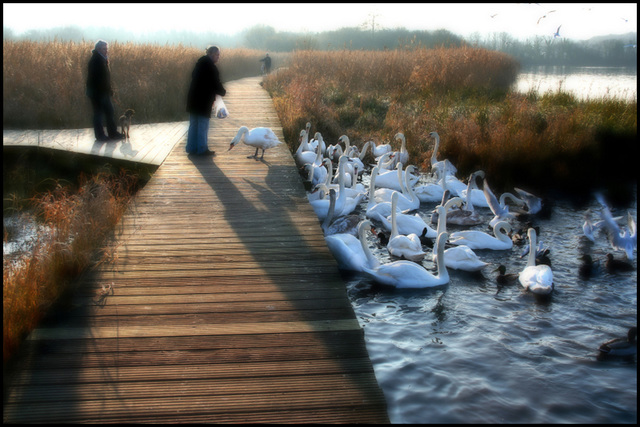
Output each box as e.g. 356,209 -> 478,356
3,169 -> 139,364
263,47 -> 636,197
3,39 -> 290,129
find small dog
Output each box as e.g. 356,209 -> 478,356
119,109 -> 135,139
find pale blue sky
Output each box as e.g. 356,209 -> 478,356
3,3 -> 637,41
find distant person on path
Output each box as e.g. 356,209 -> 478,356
186,45 -> 226,156
259,53 -> 272,75
86,40 -> 125,142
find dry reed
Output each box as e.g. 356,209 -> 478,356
3,169 -> 139,364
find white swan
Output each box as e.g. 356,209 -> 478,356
519,228 -> 554,295
429,131 -> 457,177
459,170 -> 490,208
229,126 -> 282,160
514,187 -> 543,215
432,204 -> 488,272
325,220 -> 380,272
362,228 -> 450,289
371,139 -> 392,158
393,132 -> 409,167
304,148 -> 328,186
414,166 -> 447,203
321,189 -> 360,237
374,151 -> 395,171
375,165 -> 420,212
295,124 -> 312,155
386,191 -> 426,262
449,221 -> 513,250
310,156 -> 349,221
366,166 -> 396,224
374,161 -> 418,192
308,131 -> 326,155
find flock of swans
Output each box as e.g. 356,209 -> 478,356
288,123 -> 637,296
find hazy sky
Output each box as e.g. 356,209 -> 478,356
3,3 -> 637,42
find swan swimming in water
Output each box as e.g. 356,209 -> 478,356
229,126 -> 282,160
386,191 -> 426,262
518,228 -> 554,295
325,220 -> 380,272
362,228 -> 451,289
596,193 -> 637,260
449,221 -> 513,251
446,171 -> 486,226
321,189 -> 360,237
429,131 -> 458,177
483,178 -> 524,227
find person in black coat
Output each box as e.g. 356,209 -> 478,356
86,40 -> 124,141
185,45 -> 226,156
259,53 -> 272,75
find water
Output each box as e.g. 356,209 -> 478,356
515,66 -> 637,102
340,172 -> 637,423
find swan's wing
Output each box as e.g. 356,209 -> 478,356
483,179 -> 502,216
514,187 -> 542,214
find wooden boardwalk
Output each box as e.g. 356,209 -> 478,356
3,77 -> 389,423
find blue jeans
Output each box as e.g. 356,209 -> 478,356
186,114 -> 211,154
90,94 -> 118,139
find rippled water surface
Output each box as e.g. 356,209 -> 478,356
341,174 -> 637,424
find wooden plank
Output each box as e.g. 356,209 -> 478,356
3,76 -> 389,424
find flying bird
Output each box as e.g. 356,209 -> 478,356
553,25 -> 562,38
536,10 -> 556,25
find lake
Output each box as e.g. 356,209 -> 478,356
514,65 -> 637,102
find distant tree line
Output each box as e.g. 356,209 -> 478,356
3,24 -> 637,67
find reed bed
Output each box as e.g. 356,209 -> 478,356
3,169 -> 139,364
263,47 -> 636,197
3,39 -> 289,129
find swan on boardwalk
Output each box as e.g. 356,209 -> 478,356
362,228 -> 451,289
518,228 -> 554,295
483,178 -> 525,227
449,221 -> 513,251
321,189 -> 360,237
386,191 -> 426,262
446,171 -> 486,226
597,327 -> 637,359
229,126 -> 282,160
429,131 -> 458,177
325,220 -> 380,272
432,204 -> 488,272
596,193 -> 637,260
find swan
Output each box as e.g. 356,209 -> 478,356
375,165 -> 420,211
597,327 -> 637,359
229,126 -> 282,160
483,179 -> 524,227
381,205 -> 435,238
362,229 -> 450,289
371,139 -> 392,158
295,130 -> 317,166
321,189 -> 360,237
295,124 -> 312,155
596,194 -> 636,260
414,166 -> 447,203
459,170 -> 490,208
429,131 -> 457,177
373,160 -> 419,192
366,166 -> 397,224
325,220 -> 380,272
304,149 -> 329,186
310,156 -> 349,221
582,208 -> 600,242
446,171 -> 486,226
514,187 -> 543,215
346,140 -> 370,174
449,221 -> 513,250
373,151 -> 395,171
393,132 -> 409,167
432,204 -> 488,272
308,131 -> 326,155
386,191 -> 426,262
518,228 -> 554,295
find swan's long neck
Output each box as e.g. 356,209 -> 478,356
526,228 -> 537,267
367,167 -> 379,210
404,166 -> 416,202
359,221 -> 380,268
321,189 -> 336,233
434,231 -> 449,280
390,192 -> 399,239
500,192 -> 524,208
322,159 -> 333,187
335,156 -> 348,214
493,222 -> 512,244
396,163 -> 407,194
431,134 -> 440,165
436,205 -> 447,236
314,140 -> 323,164
464,174 -> 474,212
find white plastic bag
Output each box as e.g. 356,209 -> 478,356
214,95 -> 228,119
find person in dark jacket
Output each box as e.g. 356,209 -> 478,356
86,40 -> 124,141
259,53 -> 272,75
186,45 -> 226,156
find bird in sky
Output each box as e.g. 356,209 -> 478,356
553,25 -> 562,38
537,10 -> 556,25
